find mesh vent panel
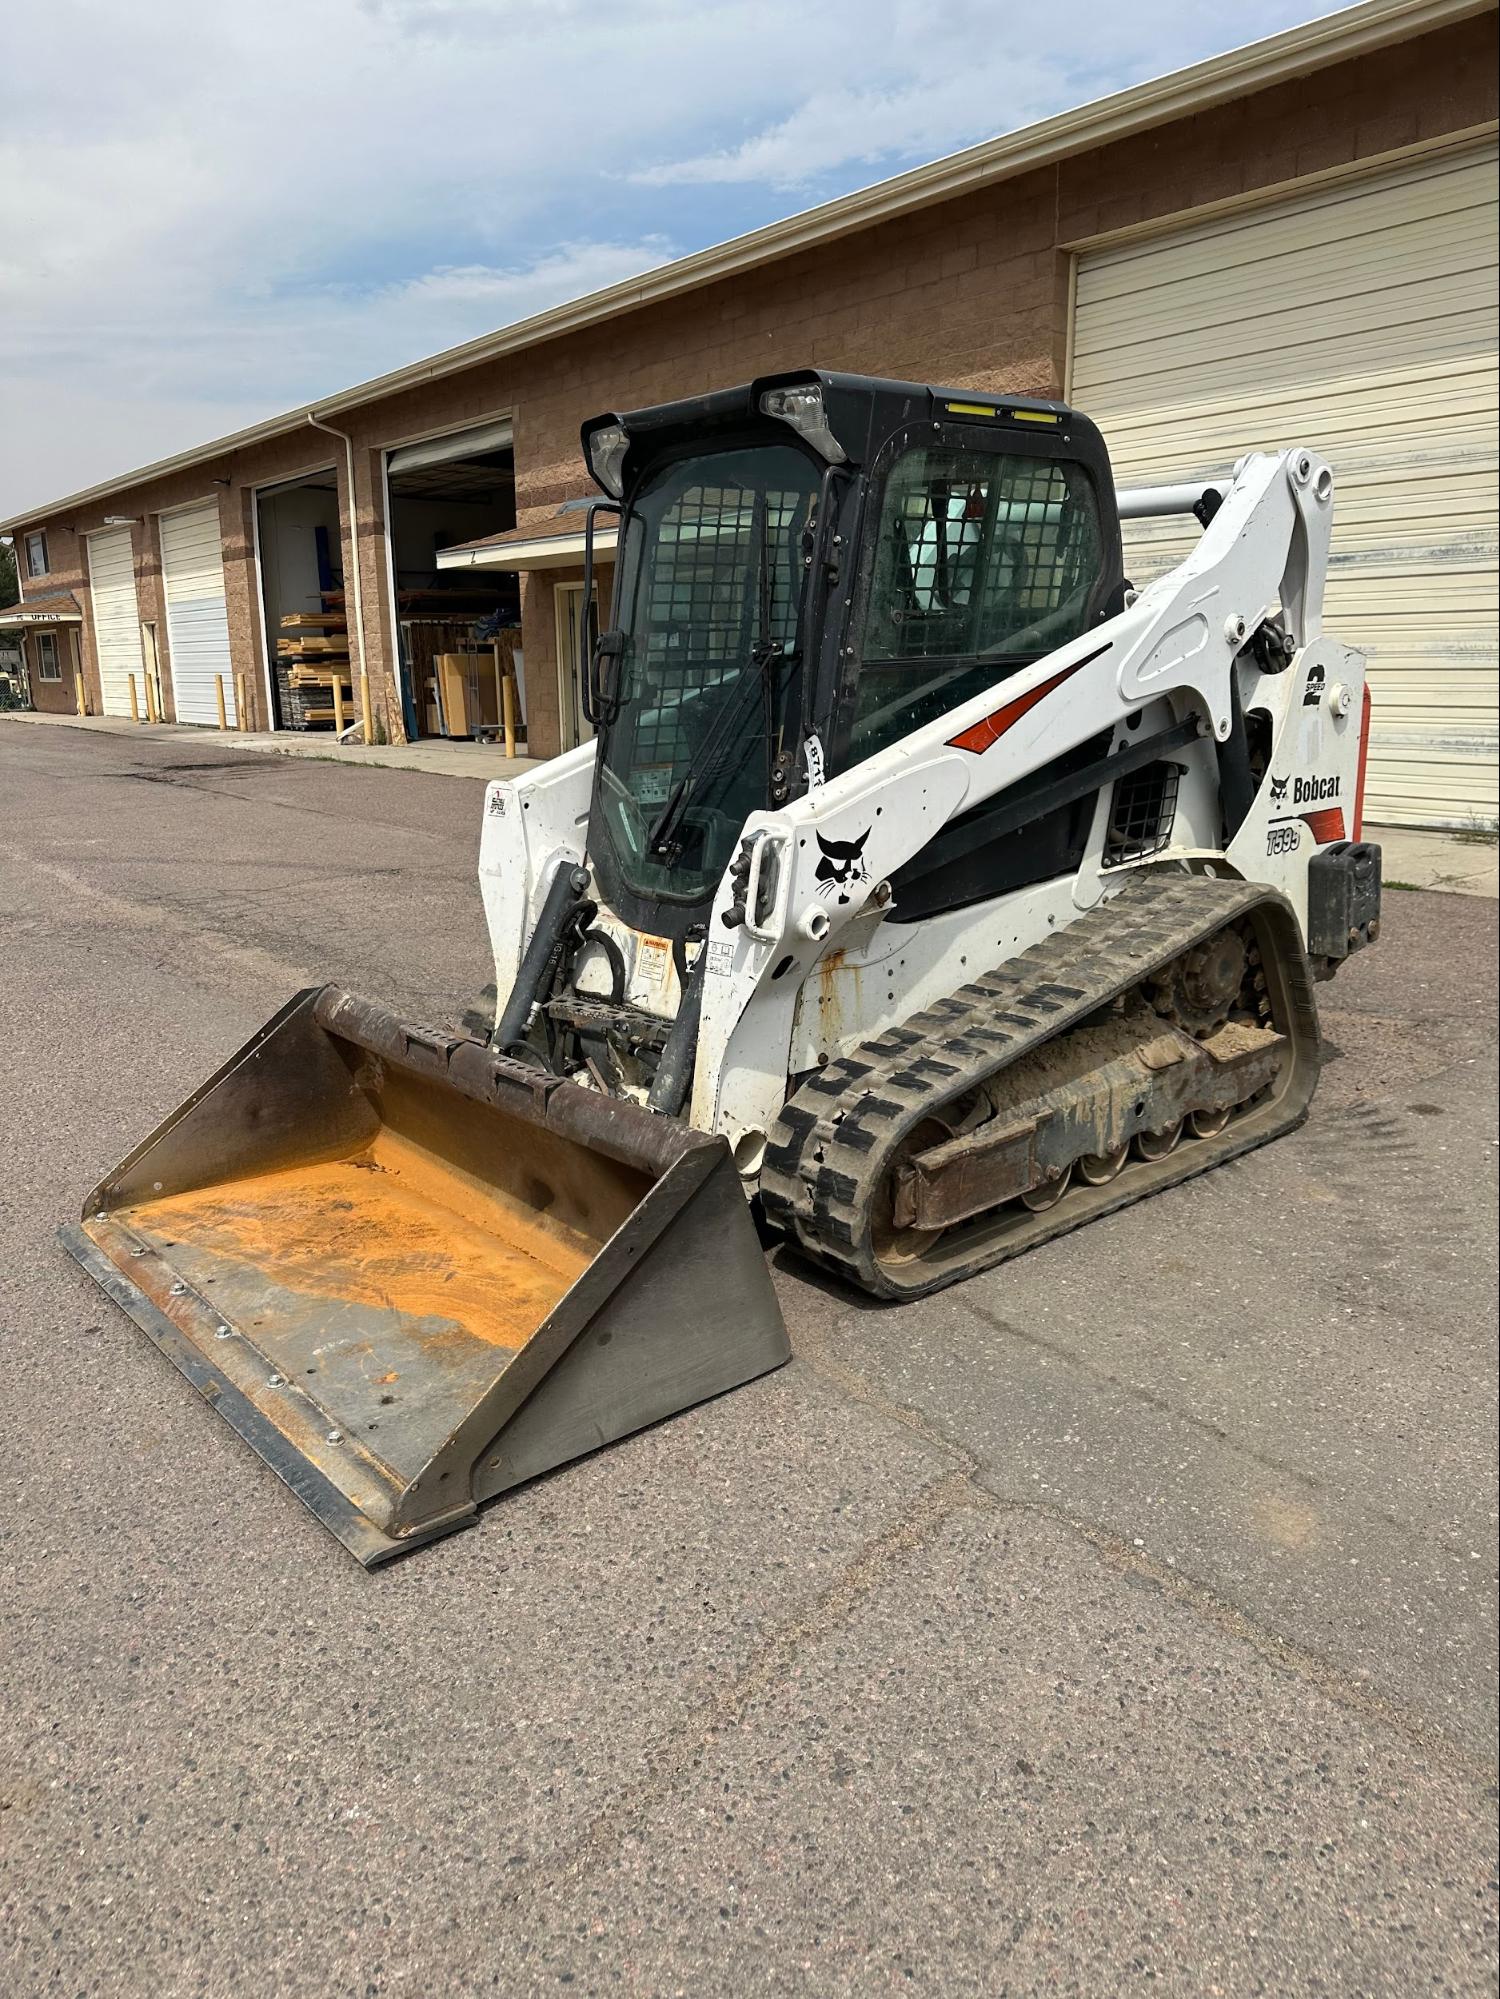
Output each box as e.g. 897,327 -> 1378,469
1104,759 -> 1181,866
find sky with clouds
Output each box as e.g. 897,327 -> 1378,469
1,0 -> 1333,518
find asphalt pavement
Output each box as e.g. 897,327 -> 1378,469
1,720 -> 1495,1998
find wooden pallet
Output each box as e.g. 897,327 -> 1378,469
277,609 -> 350,728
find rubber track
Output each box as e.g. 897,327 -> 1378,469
761,870 -> 1321,1300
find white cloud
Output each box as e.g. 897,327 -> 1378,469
1,0 -> 1324,517
0,241 -> 680,510
628,0 -> 1331,189
632,65 -> 1068,191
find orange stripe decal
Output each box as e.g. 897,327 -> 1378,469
1300,806 -> 1347,845
946,650 -> 1102,754
1353,681 -> 1372,841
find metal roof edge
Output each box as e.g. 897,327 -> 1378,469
2,0 -> 1486,535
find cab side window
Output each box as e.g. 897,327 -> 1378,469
850,445 -> 1103,763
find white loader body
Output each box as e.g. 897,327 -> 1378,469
480,447 -> 1367,1180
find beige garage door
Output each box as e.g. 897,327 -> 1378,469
1071,143 -> 1498,829
159,501 -> 234,727
84,526 -> 143,718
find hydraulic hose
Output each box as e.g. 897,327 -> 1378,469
495,864 -> 591,1053
648,939 -> 707,1116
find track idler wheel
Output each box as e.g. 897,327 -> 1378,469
872,1116 -> 957,1269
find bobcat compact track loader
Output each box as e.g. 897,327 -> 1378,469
63,371 -> 1381,1565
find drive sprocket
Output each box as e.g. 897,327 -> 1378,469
1147,923 -> 1250,1038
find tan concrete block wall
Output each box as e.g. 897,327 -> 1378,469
1054,13 -> 1497,244
11,14 -> 1494,758
510,560 -> 615,756
24,627 -> 82,714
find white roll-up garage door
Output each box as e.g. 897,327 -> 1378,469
1071,143 -> 1498,829
386,416 -> 513,476
159,501 -> 234,726
84,527 -> 143,718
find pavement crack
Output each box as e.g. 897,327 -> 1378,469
962,1296 -> 1325,1489
791,1320 -> 1497,1782
518,1469 -> 974,1895
790,1320 -> 985,1478
1054,1512 -> 1500,1781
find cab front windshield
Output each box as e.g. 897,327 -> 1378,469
593,442 -> 819,908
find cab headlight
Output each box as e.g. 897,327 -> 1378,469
585,420 -> 630,499
758,383 -> 847,465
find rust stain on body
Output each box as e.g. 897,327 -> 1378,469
816,948 -> 862,1052
123,1130 -> 592,1354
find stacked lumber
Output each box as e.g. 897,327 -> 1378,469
276,608 -> 349,729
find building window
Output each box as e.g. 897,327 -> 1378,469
36,632 -> 62,681
25,530 -> 49,579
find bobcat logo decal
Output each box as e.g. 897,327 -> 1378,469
815,828 -> 871,904
1269,774 -> 1289,805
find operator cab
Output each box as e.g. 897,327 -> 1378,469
578,370 -> 1124,940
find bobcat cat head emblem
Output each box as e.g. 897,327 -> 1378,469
1269,774 -> 1289,804
815,828 -> 871,904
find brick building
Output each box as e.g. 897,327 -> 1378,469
2,0 -> 1495,824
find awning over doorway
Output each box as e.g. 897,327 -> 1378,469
0,589 -> 83,628
436,500 -> 617,573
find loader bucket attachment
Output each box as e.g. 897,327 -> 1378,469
60,987 -> 790,1566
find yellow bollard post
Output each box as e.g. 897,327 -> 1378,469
128,673 -> 140,723
234,671 -> 248,731
332,674 -> 345,734
501,668 -> 517,759
215,674 -> 228,730
143,670 -> 159,725
359,668 -> 373,746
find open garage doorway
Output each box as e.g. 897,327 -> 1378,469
255,470 -> 344,730
384,418 -> 520,742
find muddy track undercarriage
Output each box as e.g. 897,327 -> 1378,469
761,872 -> 1322,1300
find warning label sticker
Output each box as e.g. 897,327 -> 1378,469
635,935 -> 671,989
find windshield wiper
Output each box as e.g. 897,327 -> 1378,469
646,500 -> 791,861
645,635 -> 787,859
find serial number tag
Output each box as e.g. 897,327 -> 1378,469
1266,822 -> 1302,856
